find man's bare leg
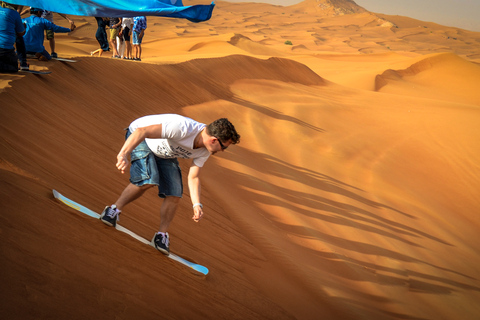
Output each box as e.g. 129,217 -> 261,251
114,183 -> 153,210
158,196 -> 181,233
49,38 -> 55,55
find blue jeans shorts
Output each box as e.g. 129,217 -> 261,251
126,130 -> 183,198
132,30 -> 143,45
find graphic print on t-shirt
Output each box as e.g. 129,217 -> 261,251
155,140 -> 193,159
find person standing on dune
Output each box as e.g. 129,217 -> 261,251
91,17 -> 109,57
119,17 -> 133,59
132,15 -> 146,61
100,114 -> 240,255
108,16 -> 121,58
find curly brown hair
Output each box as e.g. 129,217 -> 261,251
206,118 -> 240,145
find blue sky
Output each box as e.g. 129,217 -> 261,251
225,0 -> 480,32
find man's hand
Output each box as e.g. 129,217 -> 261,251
192,205 -> 204,222
116,153 -> 129,174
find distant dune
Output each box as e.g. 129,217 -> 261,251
290,0 -> 367,15
1,1 -> 479,319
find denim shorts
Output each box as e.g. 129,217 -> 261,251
132,30 -> 143,45
126,130 -> 183,198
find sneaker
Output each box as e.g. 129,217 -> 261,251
19,64 -> 29,71
51,52 -> 58,58
100,206 -> 120,227
151,232 -> 170,255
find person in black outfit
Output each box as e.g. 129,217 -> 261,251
91,17 -> 109,57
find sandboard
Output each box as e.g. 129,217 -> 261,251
52,57 -> 77,63
52,189 -> 209,275
19,69 -> 51,74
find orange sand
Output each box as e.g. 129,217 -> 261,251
1,1 -> 479,319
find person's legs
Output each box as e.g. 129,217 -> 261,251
49,38 -> 56,57
132,31 -> 139,59
152,196 -> 181,255
46,29 -> 55,56
109,29 -> 118,57
154,157 -> 183,232
114,183 -> 153,210
102,128 -> 159,226
91,48 -> 100,56
0,48 -> 19,73
125,41 -> 131,59
15,35 -> 28,69
137,32 -> 143,60
100,182 -> 153,226
123,27 -> 132,59
110,39 -> 117,57
158,196 -> 181,233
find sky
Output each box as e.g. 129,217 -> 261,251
225,0 -> 480,32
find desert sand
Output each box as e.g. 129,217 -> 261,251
1,0 -> 479,319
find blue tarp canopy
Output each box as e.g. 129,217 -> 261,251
4,0 -> 215,22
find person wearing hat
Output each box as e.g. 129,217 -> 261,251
22,7 -> 75,60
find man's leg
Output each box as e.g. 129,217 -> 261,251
49,38 -> 55,55
126,42 -> 132,58
15,35 -> 28,69
46,30 -> 56,56
109,29 -> 118,57
114,183 -> 153,210
101,182 -> 153,226
151,196 -> 180,255
0,48 -> 19,73
158,196 -> 181,233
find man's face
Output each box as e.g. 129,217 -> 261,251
208,136 -> 232,155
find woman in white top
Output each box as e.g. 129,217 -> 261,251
120,17 -> 133,59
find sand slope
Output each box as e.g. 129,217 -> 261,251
1,1 -> 480,319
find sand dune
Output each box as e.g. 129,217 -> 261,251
376,52 -> 480,105
1,0 -> 480,319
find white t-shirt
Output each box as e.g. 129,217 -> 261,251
122,17 -> 133,28
129,114 -> 210,167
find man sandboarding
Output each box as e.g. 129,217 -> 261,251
100,114 -> 240,255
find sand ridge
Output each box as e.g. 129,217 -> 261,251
1,0 -> 480,319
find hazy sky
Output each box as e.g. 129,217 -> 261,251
225,0 -> 480,32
